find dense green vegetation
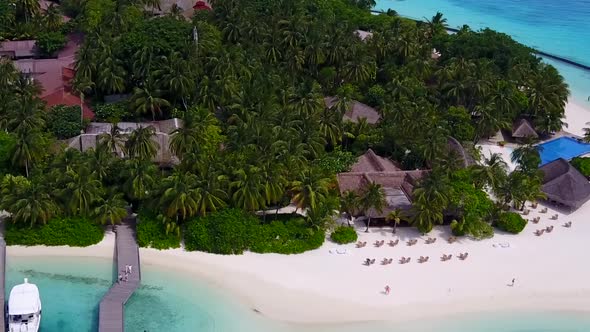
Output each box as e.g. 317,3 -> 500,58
571,157 -> 590,178
5,217 -> 104,246
136,210 -> 181,249
0,0 -> 567,247
331,226 -> 358,244
185,209 -> 325,255
48,105 -> 84,139
495,212 -> 527,234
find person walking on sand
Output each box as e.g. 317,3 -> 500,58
384,285 -> 390,295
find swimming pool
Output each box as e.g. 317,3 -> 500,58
537,137 -> 590,165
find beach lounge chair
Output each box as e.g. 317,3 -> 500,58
563,221 -> 572,228
522,209 -> 530,216
388,258 -> 393,264
534,229 -> 545,236
540,207 -> 548,213
399,257 -> 406,264
370,259 -> 376,265
447,236 -> 456,244
545,225 -> 554,233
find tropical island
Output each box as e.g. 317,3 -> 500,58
1,0 -> 590,329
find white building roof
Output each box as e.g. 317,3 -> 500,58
8,281 -> 41,315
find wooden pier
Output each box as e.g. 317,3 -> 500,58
0,235 -> 5,332
98,220 -> 141,332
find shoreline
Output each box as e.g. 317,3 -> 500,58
8,201 -> 590,325
564,99 -> 590,137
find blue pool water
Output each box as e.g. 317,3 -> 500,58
538,136 -> 590,165
7,255 -> 590,331
374,0 -> 590,107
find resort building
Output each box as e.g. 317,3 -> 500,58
512,119 -> 538,139
337,149 -> 427,217
67,119 -> 181,165
0,40 -> 37,59
539,158 -> 590,210
324,97 -> 381,124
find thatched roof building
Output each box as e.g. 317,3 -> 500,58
354,30 -> 373,41
324,97 -> 380,124
512,119 -> 538,138
539,158 -> 590,209
67,119 -> 181,165
447,137 -> 476,168
337,150 -> 427,217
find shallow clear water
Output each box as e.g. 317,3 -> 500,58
6,255 -> 590,332
375,0 -> 590,107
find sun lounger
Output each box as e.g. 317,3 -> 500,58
534,229 -> 545,236
447,236 -> 456,243
540,208 -> 548,213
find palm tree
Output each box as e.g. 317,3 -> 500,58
87,144 -> 114,181
71,75 -> 94,126
231,166 -> 266,212
11,128 -> 44,177
412,171 -> 451,210
7,95 -> 45,133
123,159 -> 158,201
131,78 -> 170,120
511,141 -> 541,175
358,182 -> 386,232
159,171 -> 200,221
98,123 -> 126,156
125,126 -> 159,161
193,163 -> 228,216
584,122 -> 590,143
169,108 -> 217,159
471,153 -> 508,190
290,169 -> 331,213
386,209 -> 403,234
60,166 -> 103,216
11,183 -> 58,227
94,193 -> 128,225
340,190 -> 359,226
15,0 -> 40,23
155,52 -> 195,108
424,12 -> 447,39
97,47 -> 126,94
43,4 -> 62,30
410,201 -> 443,234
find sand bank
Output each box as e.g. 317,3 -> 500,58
564,100 -> 590,137
7,199 -> 590,324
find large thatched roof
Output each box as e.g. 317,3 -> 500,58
324,97 -> 381,124
539,158 -> 590,209
337,150 -> 427,217
67,119 -> 181,165
512,119 -> 538,138
447,137 -> 476,168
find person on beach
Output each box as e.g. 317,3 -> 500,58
129,265 -> 133,274
385,285 -> 390,295
118,274 -> 123,283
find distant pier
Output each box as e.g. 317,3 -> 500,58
0,232 -> 5,332
98,219 -> 141,332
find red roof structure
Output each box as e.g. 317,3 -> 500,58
13,34 -> 94,119
193,0 -> 212,10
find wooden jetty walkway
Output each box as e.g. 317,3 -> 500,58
98,220 -> 141,332
0,231 -> 6,332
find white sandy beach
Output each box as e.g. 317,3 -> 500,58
564,100 -> 590,137
7,199 -> 590,324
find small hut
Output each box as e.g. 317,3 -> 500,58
354,30 -> 373,41
324,97 -> 381,124
512,119 -> 538,139
539,158 -> 590,209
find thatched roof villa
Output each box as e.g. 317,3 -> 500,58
512,119 -> 539,139
539,158 -> 590,210
337,149 -> 427,218
324,97 -> 381,125
67,119 -> 181,165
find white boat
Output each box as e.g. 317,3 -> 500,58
8,278 -> 41,332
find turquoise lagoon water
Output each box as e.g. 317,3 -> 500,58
6,255 -> 590,331
375,0 -> 590,107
